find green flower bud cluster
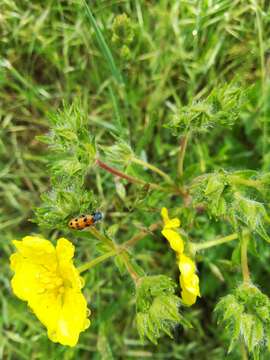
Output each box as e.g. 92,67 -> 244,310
191,170 -> 270,241
34,183 -> 96,231
215,283 -> 270,356
112,13 -> 135,60
136,275 -> 190,344
166,84 -> 245,135
37,101 -> 96,180
34,102 -> 97,230
100,139 -> 134,168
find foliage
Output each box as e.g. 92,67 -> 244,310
136,275 -> 189,344
37,102 -> 96,181
167,84 -> 245,135
1,0 -> 270,359
191,170 -> 270,241
34,183 -> 96,231
111,13 -> 135,60
216,283 -> 270,356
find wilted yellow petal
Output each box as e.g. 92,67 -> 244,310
166,218 -> 181,229
180,273 -> 200,297
178,254 -> 196,276
161,207 -> 181,228
162,229 -> 184,254
161,207 -> 200,307
181,289 -> 197,306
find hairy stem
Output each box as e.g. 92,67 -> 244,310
88,226 -> 115,248
178,133 -> 189,178
123,222 -> 160,248
132,157 -> 174,184
87,226 -> 141,282
96,158 -> 172,193
192,233 -> 238,252
241,339 -> 248,360
78,250 -> 119,273
121,251 -> 140,283
96,158 -> 145,185
241,232 -> 250,283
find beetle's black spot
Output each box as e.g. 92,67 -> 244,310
75,218 -> 78,222
81,214 -> 85,217
84,217 -> 87,222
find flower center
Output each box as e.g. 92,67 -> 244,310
37,269 -> 66,295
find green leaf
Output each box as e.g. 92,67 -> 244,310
34,181 -> 96,231
38,101 -> 96,181
166,84 -> 246,135
135,275 -> 189,344
215,283 -> 270,354
232,193 -> 269,242
191,170 -> 270,241
82,0 -> 123,84
101,139 -> 134,168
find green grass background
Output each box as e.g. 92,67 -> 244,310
1,0 -> 270,359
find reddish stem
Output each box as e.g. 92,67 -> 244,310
96,159 -> 145,185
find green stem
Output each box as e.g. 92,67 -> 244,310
132,157 -> 174,184
241,232 -> 250,283
78,250 -> 118,273
88,227 -> 115,248
178,133 -> 189,178
192,233 -> 238,252
87,227 -> 141,283
241,339 -> 248,360
123,222 -> 160,248
121,251 -> 140,283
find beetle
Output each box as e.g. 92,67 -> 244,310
68,212 -> 103,230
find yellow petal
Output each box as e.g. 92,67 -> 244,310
165,218 -> 181,229
162,229 -> 184,254
59,261 -> 82,290
161,207 -> 169,223
56,238 -> 75,262
47,288 -> 89,347
180,273 -> 200,296
181,289 -> 198,306
10,255 -> 44,301
12,236 -> 56,268
178,254 -> 196,276
28,292 -> 62,332
161,207 -> 181,228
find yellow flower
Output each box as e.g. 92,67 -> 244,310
160,208 -> 200,306
178,253 -> 196,275
10,236 -> 90,347
161,207 -> 184,254
179,254 -> 200,306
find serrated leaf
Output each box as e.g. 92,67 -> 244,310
240,313 -> 254,352
216,283 -> 270,355
135,275 -> 188,344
